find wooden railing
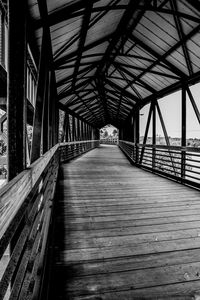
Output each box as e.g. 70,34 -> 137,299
0,140 -> 99,300
119,140 -> 200,189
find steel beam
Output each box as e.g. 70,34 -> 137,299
181,87 -> 186,179
7,0 -> 27,180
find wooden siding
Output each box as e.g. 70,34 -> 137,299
49,144 -> 200,299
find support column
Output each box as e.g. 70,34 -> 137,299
31,28 -> 49,163
181,87 -> 186,179
7,0 -> 27,180
152,100 -> 156,169
42,71 -> 50,154
61,111 -> 67,143
81,120 -> 84,140
134,108 -> 140,164
77,118 -> 80,140
72,115 -> 75,141
48,72 -> 53,148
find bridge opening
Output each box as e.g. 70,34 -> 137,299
100,124 -> 118,145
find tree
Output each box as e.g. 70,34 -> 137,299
112,129 -> 118,137
103,130 -> 108,138
0,139 -> 6,155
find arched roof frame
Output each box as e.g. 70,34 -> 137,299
28,0 -> 200,128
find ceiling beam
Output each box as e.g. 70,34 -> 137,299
54,0 -> 119,61
114,61 -> 180,80
128,34 -> 186,80
34,3 -> 200,29
74,92 -> 102,123
72,2 -> 94,88
170,0 -> 193,76
59,104 -> 96,127
124,23 -> 200,92
56,65 -> 92,86
106,78 -> 140,104
54,34 -> 110,68
186,0 -> 200,15
112,61 -> 156,94
95,0 -> 151,77
58,77 -> 93,100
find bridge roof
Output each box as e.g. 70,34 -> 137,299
29,0 -> 200,128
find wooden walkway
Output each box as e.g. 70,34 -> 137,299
48,145 -> 200,299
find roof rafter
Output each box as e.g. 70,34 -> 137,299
114,61 -> 180,80
57,64 -> 97,87
54,0 -> 120,61
54,34 -> 110,67
112,61 -> 156,94
58,77 -> 94,100
169,0 -> 193,76
106,78 -> 139,104
96,0 -> 152,77
74,91 -> 102,124
34,2 -> 200,31
72,2 -> 94,88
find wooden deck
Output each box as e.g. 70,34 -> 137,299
48,145 -> 200,299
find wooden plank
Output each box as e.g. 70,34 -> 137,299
54,248 -> 200,276
68,281 -> 200,299
63,227 -> 200,249
55,220 -> 200,239
59,261 -> 200,294
62,204 -> 200,218
61,214 -> 200,232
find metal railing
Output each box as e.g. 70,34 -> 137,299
59,140 -> 99,162
119,140 -> 200,189
100,137 -> 118,145
0,140 -> 99,300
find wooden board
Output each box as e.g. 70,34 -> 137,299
48,145 -> 200,300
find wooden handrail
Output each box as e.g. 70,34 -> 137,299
0,144 -> 59,243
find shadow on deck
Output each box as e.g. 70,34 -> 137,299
48,145 -> 200,299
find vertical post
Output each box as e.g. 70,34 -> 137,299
61,111 -> 67,143
152,100 -> 156,169
81,120 -> 84,140
72,115 -> 75,141
68,114 -> 72,142
135,108 -> 140,164
65,113 -> 69,142
0,10 -> 5,68
54,80 -> 59,145
48,72 -> 53,148
77,118 -> 80,140
42,71 -> 50,154
84,122 -> 87,140
7,0 -> 27,180
181,86 -> 186,179
139,103 -> 153,165
31,28 -> 49,163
